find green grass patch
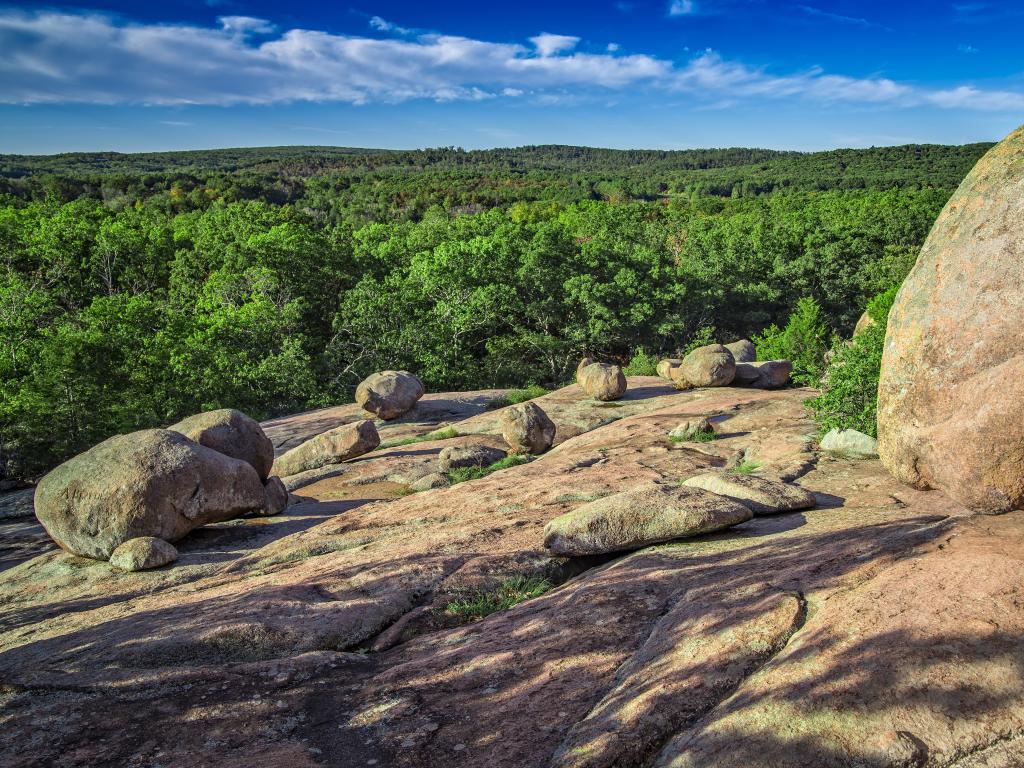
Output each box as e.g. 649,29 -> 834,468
732,460 -> 762,474
447,454 -> 532,485
669,428 -> 716,444
443,575 -> 553,621
378,426 -> 459,450
486,384 -> 549,410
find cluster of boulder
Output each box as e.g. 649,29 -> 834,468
544,472 -> 816,556
657,340 -> 793,390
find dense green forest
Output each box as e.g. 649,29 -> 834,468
0,142 -> 988,481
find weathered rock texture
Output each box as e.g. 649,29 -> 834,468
878,125 -> 1024,513
438,445 -> 507,472
576,357 -> 596,383
734,360 -> 792,389
580,363 -> 627,401
676,344 -> 736,388
820,428 -> 878,459
34,429 -> 265,560
682,472 -> 816,515
108,537 -> 178,572
272,419 -> 380,477
261,476 -> 289,516
500,401 -> 556,454
168,408 -> 274,480
668,418 -> 713,440
656,358 -> 682,379
725,339 -> 756,363
356,370 -> 425,420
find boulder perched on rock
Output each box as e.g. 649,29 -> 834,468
676,344 -> 736,388
820,428 -> 878,459
168,408 -> 274,480
272,420 -> 380,478
668,418 -> 713,441
734,360 -> 792,389
108,537 -> 178,572
656,358 -> 682,379
878,126 -> 1024,514
682,473 -> 816,515
501,402 -> 556,454
576,357 -> 596,383
543,482 -> 752,556
35,429 -> 266,560
261,476 -> 289,516
438,445 -> 507,473
725,339 -> 756,363
409,472 -> 449,492
580,362 -> 627,401
355,370 -> 425,420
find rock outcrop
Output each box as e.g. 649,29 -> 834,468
356,370 -> 425,420
675,344 -> 736,388
878,125 -> 1024,514
34,429 -> 266,559
168,408 -> 274,480
579,362 -> 627,401
501,402 -> 556,454
272,419 -> 380,477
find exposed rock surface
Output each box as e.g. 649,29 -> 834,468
168,408 -> 274,480
500,401 -> 556,454
734,360 -> 792,389
438,445 -> 507,472
579,362 -> 627,401
656,358 -> 682,379
820,427 -> 878,459
878,125 -> 1024,514
109,537 -> 178,572
543,482 -> 752,555
355,370 -> 425,420
34,429 -> 266,560
725,339 -> 756,363
410,472 -> 449,491
682,472 -> 816,515
272,419 -> 380,478
676,344 -> 736,388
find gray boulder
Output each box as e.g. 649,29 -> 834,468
261,476 -> 289,516
355,370 -> 425,420
109,537 -> 178,572
439,445 -> 507,473
734,360 -> 792,389
580,363 -> 627,401
682,473 -> 816,515
501,401 -> 556,454
272,420 -> 380,477
820,428 -> 879,459
168,408 -> 274,480
725,339 -> 757,363
677,344 -> 736,388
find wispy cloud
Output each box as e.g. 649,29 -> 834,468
0,10 -> 1020,113
957,43 -> 979,53
369,16 -> 413,36
668,0 -> 698,15
796,5 -> 886,30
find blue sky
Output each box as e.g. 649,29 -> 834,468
1,1 -> 1022,153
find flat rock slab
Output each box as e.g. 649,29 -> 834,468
543,481 -> 753,556
682,472 -> 816,515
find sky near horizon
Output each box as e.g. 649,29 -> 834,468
1,1 -> 1022,154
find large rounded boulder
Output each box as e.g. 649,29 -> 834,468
580,363 -> 627,401
878,125 -> 1024,513
676,344 -> 736,388
34,429 -> 266,560
356,370 -> 425,420
501,401 -> 556,454
168,408 -> 274,480
272,419 -> 380,478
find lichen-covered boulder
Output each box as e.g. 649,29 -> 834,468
35,429 -> 266,560
878,126 -> 1024,513
168,408 -> 274,480
676,344 -> 736,388
543,482 -> 752,556
501,401 -> 556,454
725,340 -> 756,363
356,370 -> 425,420
438,445 -> 507,473
580,363 -> 627,401
682,473 -> 816,515
109,537 -> 178,572
656,358 -> 682,379
272,420 -> 380,478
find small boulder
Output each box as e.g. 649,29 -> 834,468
676,344 -> 736,388
734,360 -> 792,389
439,445 -> 508,473
669,367 -> 695,391
543,482 -> 752,556
725,339 -> 756,363
109,537 -> 178,572
668,418 -> 714,440
501,401 -> 556,454
853,310 -> 876,337
168,408 -> 274,480
656,359 -> 682,379
355,370 -> 425,420
410,472 -> 449,492
272,420 -> 380,478
261,476 -> 289,516
581,363 -> 627,401
682,473 -> 816,515
35,429 -> 266,560
576,357 -> 596,383
820,428 -> 879,459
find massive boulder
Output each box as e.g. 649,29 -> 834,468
878,126 -> 1024,513
676,344 -> 736,388
272,420 -> 380,477
34,429 -> 266,560
501,402 -> 556,454
168,408 -> 274,480
356,370 -> 425,420
725,339 -> 756,363
580,363 -> 627,401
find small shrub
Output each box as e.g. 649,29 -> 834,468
683,326 -> 717,355
487,384 -> 549,410
378,426 -> 459,450
733,460 -> 762,474
443,575 -> 552,621
447,454 -> 532,485
623,348 -> 658,376
670,428 -> 715,444
753,297 -> 833,386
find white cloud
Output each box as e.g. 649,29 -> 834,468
607,43 -> 620,52
669,0 -> 697,16
369,16 -> 413,36
0,10 -> 1019,114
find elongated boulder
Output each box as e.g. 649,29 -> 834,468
168,408 -> 274,480
676,344 -> 736,388
272,419 -> 380,478
656,358 -> 682,379
501,402 -> 556,454
682,473 -> 815,515
35,429 -> 266,560
543,482 -> 752,556
580,363 -> 627,401
438,445 -> 507,473
725,339 -> 756,363
878,126 -> 1024,513
356,370 -> 425,420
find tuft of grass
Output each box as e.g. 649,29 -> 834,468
378,426 -> 459,450
448,454 -> 532,485
487,384 -> 549,410
669,428 -> 716,444
733,460 -> 762,474
443,575 -> 552,621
